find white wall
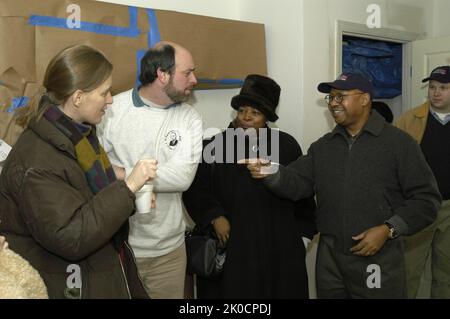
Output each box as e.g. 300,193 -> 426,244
236,1 -> 304,145
301,0 -> 434,149
237,0 -> 435,150
96,0 -> 436,148
96,0 -> 238,19
433,0 -> 450,38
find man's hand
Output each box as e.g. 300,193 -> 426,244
237,158 -> 277,179
350,224 -> 390,256
212,216 -> 230,246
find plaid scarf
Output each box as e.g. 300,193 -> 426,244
43,106 -> 116,193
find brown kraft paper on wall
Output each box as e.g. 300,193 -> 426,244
0,0 -> 267,146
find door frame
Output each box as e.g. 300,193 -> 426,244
335,21 -> 420,113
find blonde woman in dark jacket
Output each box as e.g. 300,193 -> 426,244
0,45 -> 157,299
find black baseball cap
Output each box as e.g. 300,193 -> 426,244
318,73 -> 374,97
422,66 -> 450,83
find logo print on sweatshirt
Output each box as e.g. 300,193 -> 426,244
165,130 -> 181,150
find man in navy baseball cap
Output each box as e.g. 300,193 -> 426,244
422,65 -> 450,83
318,73 -> 374,137
242,70 -> 440,299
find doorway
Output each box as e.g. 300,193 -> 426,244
342,35 -> 402,120
335,21 -> 419,121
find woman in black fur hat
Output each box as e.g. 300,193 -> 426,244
183,74 -> 316,298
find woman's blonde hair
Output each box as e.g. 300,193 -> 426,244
16,44 -> 113,127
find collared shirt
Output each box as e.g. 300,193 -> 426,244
330,112 -> 381,150
430,107 -> 450,125
131,86 -> 147,107
131,87 -> 177,109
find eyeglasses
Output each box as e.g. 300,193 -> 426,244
324,92 -> 364,104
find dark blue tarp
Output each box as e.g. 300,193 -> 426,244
343,38 -> 402,99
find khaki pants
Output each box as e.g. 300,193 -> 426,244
404,200 -> 450,298
135,242 -> 187,299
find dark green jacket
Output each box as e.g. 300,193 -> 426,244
265,111 -> 441,253
0,115 -> 148,299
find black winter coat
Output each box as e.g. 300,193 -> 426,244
265,112 -> 441,254
183,125 -> 316,298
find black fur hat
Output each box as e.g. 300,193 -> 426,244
231,74 -> 280,122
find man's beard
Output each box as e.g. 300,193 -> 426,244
164,79 -> 191,104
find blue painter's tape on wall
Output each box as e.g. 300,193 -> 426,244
135,9 -> 161,87
198,79 -> 244,85
29,6 -> 140,38
7,97 -> 30,113
128,6 -> 139,30
146,9 -> 161,48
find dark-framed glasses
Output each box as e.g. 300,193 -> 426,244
324,92 -> 364,104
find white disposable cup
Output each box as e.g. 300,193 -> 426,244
135,184 -> 153,214
260,162 -> 280,175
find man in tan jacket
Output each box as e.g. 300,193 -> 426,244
396,66 -> 450,298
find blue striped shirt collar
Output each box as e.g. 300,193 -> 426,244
430,107 -> 450,125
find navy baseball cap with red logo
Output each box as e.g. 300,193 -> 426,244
318,73 -> 374,97
422,66 -> 450,83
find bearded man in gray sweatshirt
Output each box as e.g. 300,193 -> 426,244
98,41 -> 203,299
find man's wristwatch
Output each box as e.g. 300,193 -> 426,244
384,221 -> 399,239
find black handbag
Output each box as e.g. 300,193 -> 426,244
185,226 -> 226,278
